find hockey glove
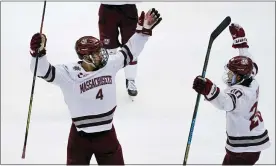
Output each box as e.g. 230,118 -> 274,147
229,23 -> 249,49
30,33 -> 47,57
193,76 -> 220,101
136,8 -> 162,36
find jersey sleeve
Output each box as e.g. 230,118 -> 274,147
30,56 -> 68,86
110,33 -> 149,71
238,48 -> 258,76
204,84 -> 245,112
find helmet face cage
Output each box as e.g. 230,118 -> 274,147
83,48 -> 109,70
96,48 -> 109,69
222,65 -> 237,86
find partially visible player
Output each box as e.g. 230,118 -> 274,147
192,23 -> 270,165
29,8 -> 162,165
98,2 -> 140,98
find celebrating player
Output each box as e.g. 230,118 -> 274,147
192,23 -> 270,165
29,8 -> 162,165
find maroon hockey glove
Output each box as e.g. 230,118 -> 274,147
193,76 -> 214,95
136,8 -> 162,36
193,76 -> 220,101
30,33 -> 47,57
229,23 -> 249,49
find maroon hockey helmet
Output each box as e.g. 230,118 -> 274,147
75,36 -> 109,69
227,55 -> 253,76
223,55 -> 253,86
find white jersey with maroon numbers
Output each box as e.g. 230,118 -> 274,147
30,33 -> 148,133
205,79 -> 270,153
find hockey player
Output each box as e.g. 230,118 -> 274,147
192,23 -> 270,165
29,8 -> 162,165
98,2 -> 140,98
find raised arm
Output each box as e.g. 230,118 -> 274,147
229,23 -> 258,76
192,76 -> 244,112
110,8 -> 162,70
29,33 -> 67,86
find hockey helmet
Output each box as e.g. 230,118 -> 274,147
223,55 -> 253,86
75,36 -> 109,70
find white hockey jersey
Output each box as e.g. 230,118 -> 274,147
30,33 -> 149,133
204,49 -> 270,153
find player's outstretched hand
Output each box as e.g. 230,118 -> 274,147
136,8 -> 162,36
193,76 -> 214,96
229,23 -> 249,49
30,33 -> 47,57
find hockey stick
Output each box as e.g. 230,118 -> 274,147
183,16 -> 231,165
21,1 -> 47,159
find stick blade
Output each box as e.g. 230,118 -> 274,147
211,16 -> 231,40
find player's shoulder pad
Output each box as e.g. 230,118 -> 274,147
225,85 -> 246,111
54,62 -> 82,80
227,85 -> 245,99
62,62 -> 82,72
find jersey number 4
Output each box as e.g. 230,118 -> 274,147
96,89 -> 104,100
249,101 -> 263,131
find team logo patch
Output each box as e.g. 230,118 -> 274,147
73,66 -> 81,71
81,38 -> 87,44
103,38 -> 110,45
241,58 -> 248,65
78,72 -> 88,78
